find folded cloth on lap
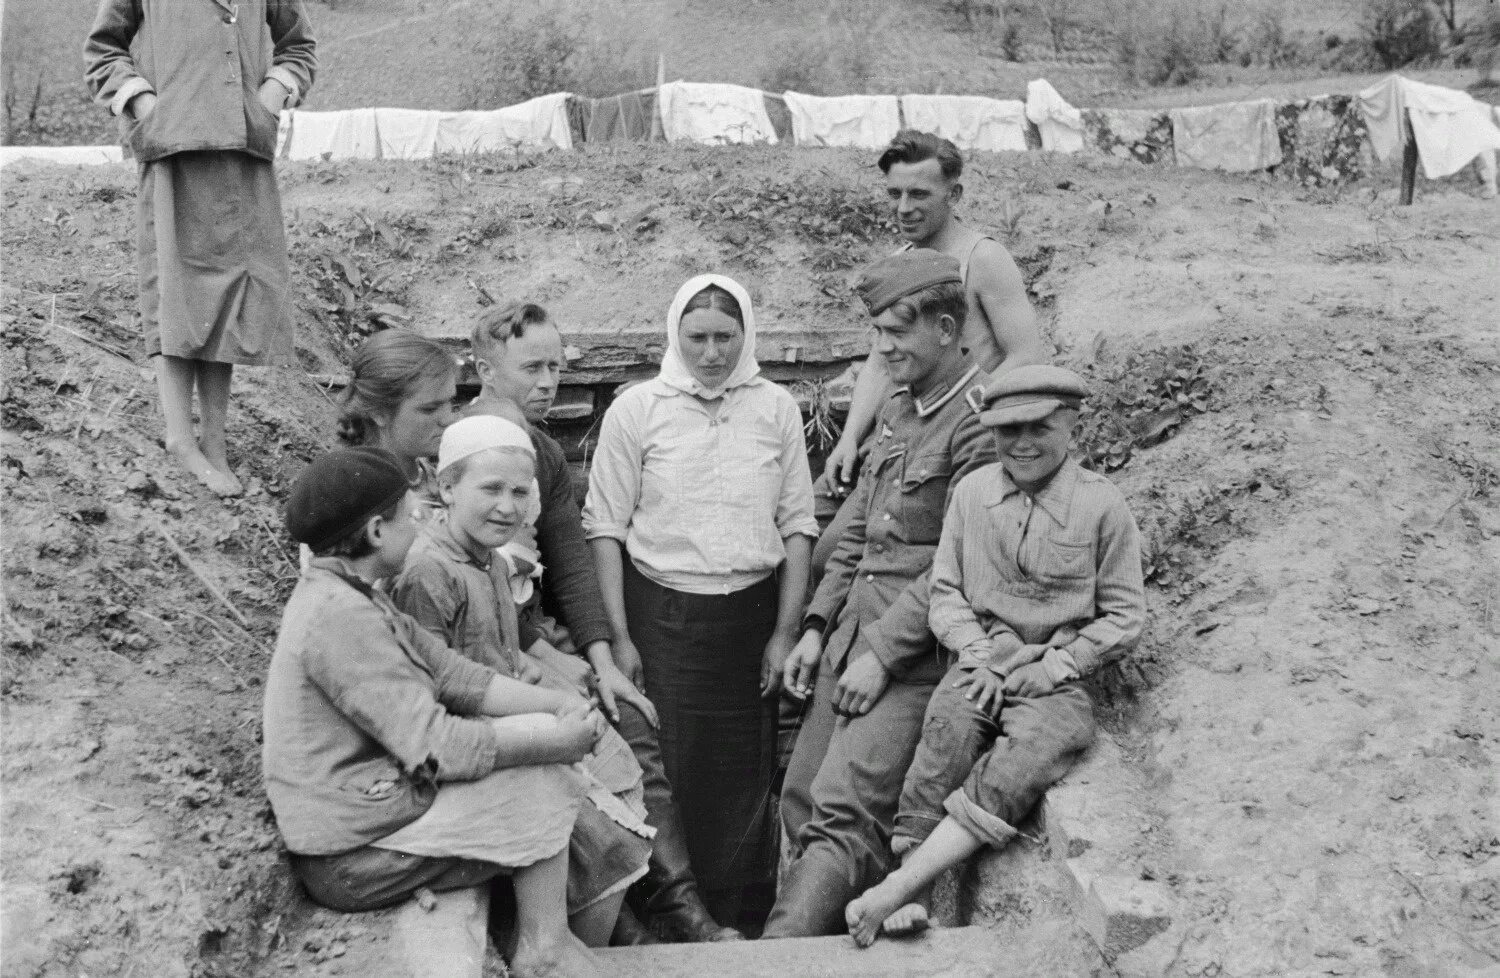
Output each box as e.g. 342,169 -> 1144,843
1169,99 -> 1283,172
782,92 -> 901,148
900,94 -> 1028,154
370,723 -> 585,865
658,81 -> 778,145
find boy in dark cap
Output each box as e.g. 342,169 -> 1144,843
843,365 -> 1147,946
765,249 -> 997,938
264,446 -> 614,977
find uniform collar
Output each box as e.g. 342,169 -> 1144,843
990,456 -> 1081,525
904,359 -> 981,418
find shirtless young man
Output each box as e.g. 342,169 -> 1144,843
814,132 -> 1049,570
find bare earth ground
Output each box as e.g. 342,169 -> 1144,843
2,144 -> 1498,977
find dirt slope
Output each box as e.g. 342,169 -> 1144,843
2,145 -> 1497,977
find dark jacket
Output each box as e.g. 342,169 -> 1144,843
84,0 -> 317,163
806,358 -> 996,685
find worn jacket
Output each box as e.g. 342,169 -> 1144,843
262,560 -> 505,856
84,0 -> 317,163
930,457 -> 1146,680
392,526 -> 527,680
462,396 -> 614,652
806,358 -> 996,684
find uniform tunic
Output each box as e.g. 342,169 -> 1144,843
767,356 -> 996,938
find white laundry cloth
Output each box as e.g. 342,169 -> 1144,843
434,92 -> 574,154
1025,79 -> 1083,153
782,92 -> 901,148
0,145 -> 124,168
375,108 -> 440,160
899,95 -> 1027,154
1358,75 -> 1500,177
1402,79 -> 1500,179
285,108 -> 380,161
658,81 -> 778,145
1357,74 -> 1408,162
1169,99 -> 1283,172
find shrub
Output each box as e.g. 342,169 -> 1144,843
1359,0 -> 1442,69
760,0 -> 889,94
1105,0 -> 1204,86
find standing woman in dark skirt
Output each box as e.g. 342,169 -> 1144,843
583,275 -> 818,928
85,0 -> 316,497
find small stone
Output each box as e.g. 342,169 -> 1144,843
1349,598 -> 1382,615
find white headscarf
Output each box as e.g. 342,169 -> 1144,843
658,274 -> 761,400
436,415 -> 541,527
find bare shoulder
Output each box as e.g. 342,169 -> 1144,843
966,235 -> 1024,281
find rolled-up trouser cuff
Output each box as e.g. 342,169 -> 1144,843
943,789 -> 1019,850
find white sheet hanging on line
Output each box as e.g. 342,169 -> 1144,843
1168,99 -> 1283,172
1356,74 -> 1407,162
657,81 -> 778,145
375,108 -> 440,160
1400,79 -> 1500,178
285,108 -> 380,161
1025,80 -> 1083,153
782,92 -> 901,148
434,93 -> 574,154
0,145 -> 124,168
899,95 -> 1027,154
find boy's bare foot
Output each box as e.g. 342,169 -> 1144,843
845,878 -> 927,948
882,902 -> 930,937
167,440 -> 242,497
510,933 -> 601,978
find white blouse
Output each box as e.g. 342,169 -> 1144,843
583,377 -> 819,595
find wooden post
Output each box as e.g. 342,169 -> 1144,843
1399,108 -> 1418,206
650,53 -> 665,143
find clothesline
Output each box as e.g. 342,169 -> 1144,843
4,75 -> 1496,183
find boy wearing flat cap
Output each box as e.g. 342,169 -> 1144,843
843,365 -> 1147,946
765,249 -> 997,938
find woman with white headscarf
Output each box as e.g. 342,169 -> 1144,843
583,275 -> 818,929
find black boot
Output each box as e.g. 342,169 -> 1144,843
761,851 -> 858,939
642,803 -> 745,943
614,701 -> 744,943
610,904 -> 657,946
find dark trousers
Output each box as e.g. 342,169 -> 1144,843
290,847 -> 502,914
764,655 -> 937,938
623,563 -> 779,899
896,666 -> 1095,849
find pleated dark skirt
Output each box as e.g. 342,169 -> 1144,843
623,560 -> 779,894
137,150 -> 293,366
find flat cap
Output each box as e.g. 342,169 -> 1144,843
284,447 -> 409,553
854,249 -> 962,316
978,364 -> 1090,427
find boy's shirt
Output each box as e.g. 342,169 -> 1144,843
929,456 -> 1146,682
391,526 -> 528,679
262,559 -> 506,856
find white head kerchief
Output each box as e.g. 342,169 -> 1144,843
437,416 -> 540,527
658,274 -> 761,400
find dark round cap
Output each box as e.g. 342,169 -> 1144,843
284,447 -> 409,553
854,249 -> 963,316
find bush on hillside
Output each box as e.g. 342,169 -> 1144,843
1106,0 -> 1204,86
1359,0 -> 1443,68
759,0 -> 888,95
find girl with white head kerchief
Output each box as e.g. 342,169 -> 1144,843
436,414 -> 546,605
583,275 -> 819,926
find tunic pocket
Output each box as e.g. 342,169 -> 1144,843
898,452 -> 952,544
1045,538 -> 1094,579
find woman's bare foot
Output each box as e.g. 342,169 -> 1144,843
510,932 -> 601,978
167,440 -> 242,497
845,877 -> 927,948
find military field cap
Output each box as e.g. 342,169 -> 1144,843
977,364 -> 1090,427
854,249 -> 962,316
284,447 -> 409,552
